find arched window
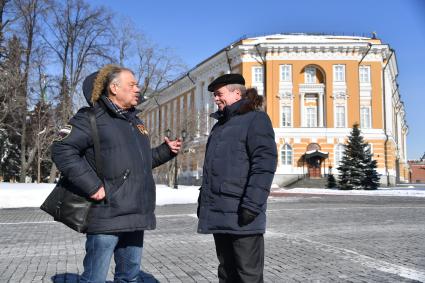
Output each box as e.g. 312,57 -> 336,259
305,67 -> 316,83
334,144 -> 345,168
281,144 -> 293,165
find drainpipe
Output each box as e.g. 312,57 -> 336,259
186,72 -> 195,85
382,48 -> 394,186
359,43 -> 372,65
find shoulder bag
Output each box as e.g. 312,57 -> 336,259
40,108 -> 103,233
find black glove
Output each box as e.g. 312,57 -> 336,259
238,207 -> 258,226
197,187 -> 201,218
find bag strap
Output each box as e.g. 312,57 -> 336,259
88,108 -> 104,181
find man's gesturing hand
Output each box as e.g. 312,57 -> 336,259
90,186 -> 105,201
164,137 -> 182,154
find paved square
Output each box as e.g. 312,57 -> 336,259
1,194 -> 424,282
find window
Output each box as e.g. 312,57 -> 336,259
360,107 -> 371,128
306,107 -> 317,127
335,106 -> 346,128
335,144 -> 345,168
281,144 -> 292,165
280,65 -> 292,82
333,65 -> 345,82
281,106 -> 291,127
305,67 -> 316,83
359,66 -> 371,83
252,66 -> 263,84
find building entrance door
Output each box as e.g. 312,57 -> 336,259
307,157 -> 322,178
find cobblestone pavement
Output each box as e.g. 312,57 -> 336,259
1,194 -> 425,282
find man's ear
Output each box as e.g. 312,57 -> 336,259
236,88 -> 242,98
109,83 -> 117,95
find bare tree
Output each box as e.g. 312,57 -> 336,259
136,45 -> 187,99
27,47 -> 56,183
110,17 -> 141,66
0,0 -> 18,58
110,18 -> 187,98
42,0 -> 112,122
10,0 -> 45,182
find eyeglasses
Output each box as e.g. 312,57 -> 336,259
113,82 -> 141,89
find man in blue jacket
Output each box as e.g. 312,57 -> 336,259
51,65 -> 181,282
197,74 -> 278,283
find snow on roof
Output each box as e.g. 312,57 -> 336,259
243,33 -> 377,44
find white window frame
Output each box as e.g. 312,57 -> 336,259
335,105 -> 346,128
359,66 -> 371,84
281,144 -> 293,166
281,105 -> 292,127
333,65 -> 346,82
305,67 -> 316,83
306,107 -> 317,127
280,65 -> 292,82
252,66 -> 263,84
360,106 -> 372,129
334,143 -> 345,168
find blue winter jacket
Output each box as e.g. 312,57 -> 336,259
197,99 -> 277,235
51,74 -> 174,234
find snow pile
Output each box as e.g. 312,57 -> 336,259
0,183 -> 199,209
275,187 -> 425,197
0,183 -> 55,209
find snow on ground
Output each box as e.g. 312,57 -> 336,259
0,183 -> 200,209
1,182 -> 425,209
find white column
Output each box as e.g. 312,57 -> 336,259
204,82 -> 210,135
300,92 -> 305,127
318,92 -> 324,127
194,81 -> 204,138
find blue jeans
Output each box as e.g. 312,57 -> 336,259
80,231 -> 144,283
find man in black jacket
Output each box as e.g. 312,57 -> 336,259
51,65 -> 181,282
197,74 -> 277,283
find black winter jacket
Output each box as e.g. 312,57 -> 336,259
51,80 -> 174,234
197,99 -> 277,235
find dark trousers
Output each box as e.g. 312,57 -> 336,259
213,233 -> 264,283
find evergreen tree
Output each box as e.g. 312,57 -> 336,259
338,123 -> 380,190
326,172 -> 337,189
363,146 -> 380,190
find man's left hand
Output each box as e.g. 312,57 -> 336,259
238,207 -> 258,226
165,137 -> 182,154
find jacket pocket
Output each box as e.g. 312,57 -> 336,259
220,178 -> 245,198
107,169 -> 131,200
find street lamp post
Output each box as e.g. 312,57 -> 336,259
165,129 -> 172,187
173,129 -> 187,189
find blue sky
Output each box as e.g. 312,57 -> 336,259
91,0 -> 425,160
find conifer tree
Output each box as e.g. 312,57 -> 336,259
326,172 -> 337,189
363,146 -> 380,190
338,123 -> 380,190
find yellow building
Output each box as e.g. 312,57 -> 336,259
140,34 -> 408,186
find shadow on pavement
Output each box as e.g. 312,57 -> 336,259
51,271 -> 159,282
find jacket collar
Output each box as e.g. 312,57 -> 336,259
99,96 -> 141,120
210,99 -> 254,122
